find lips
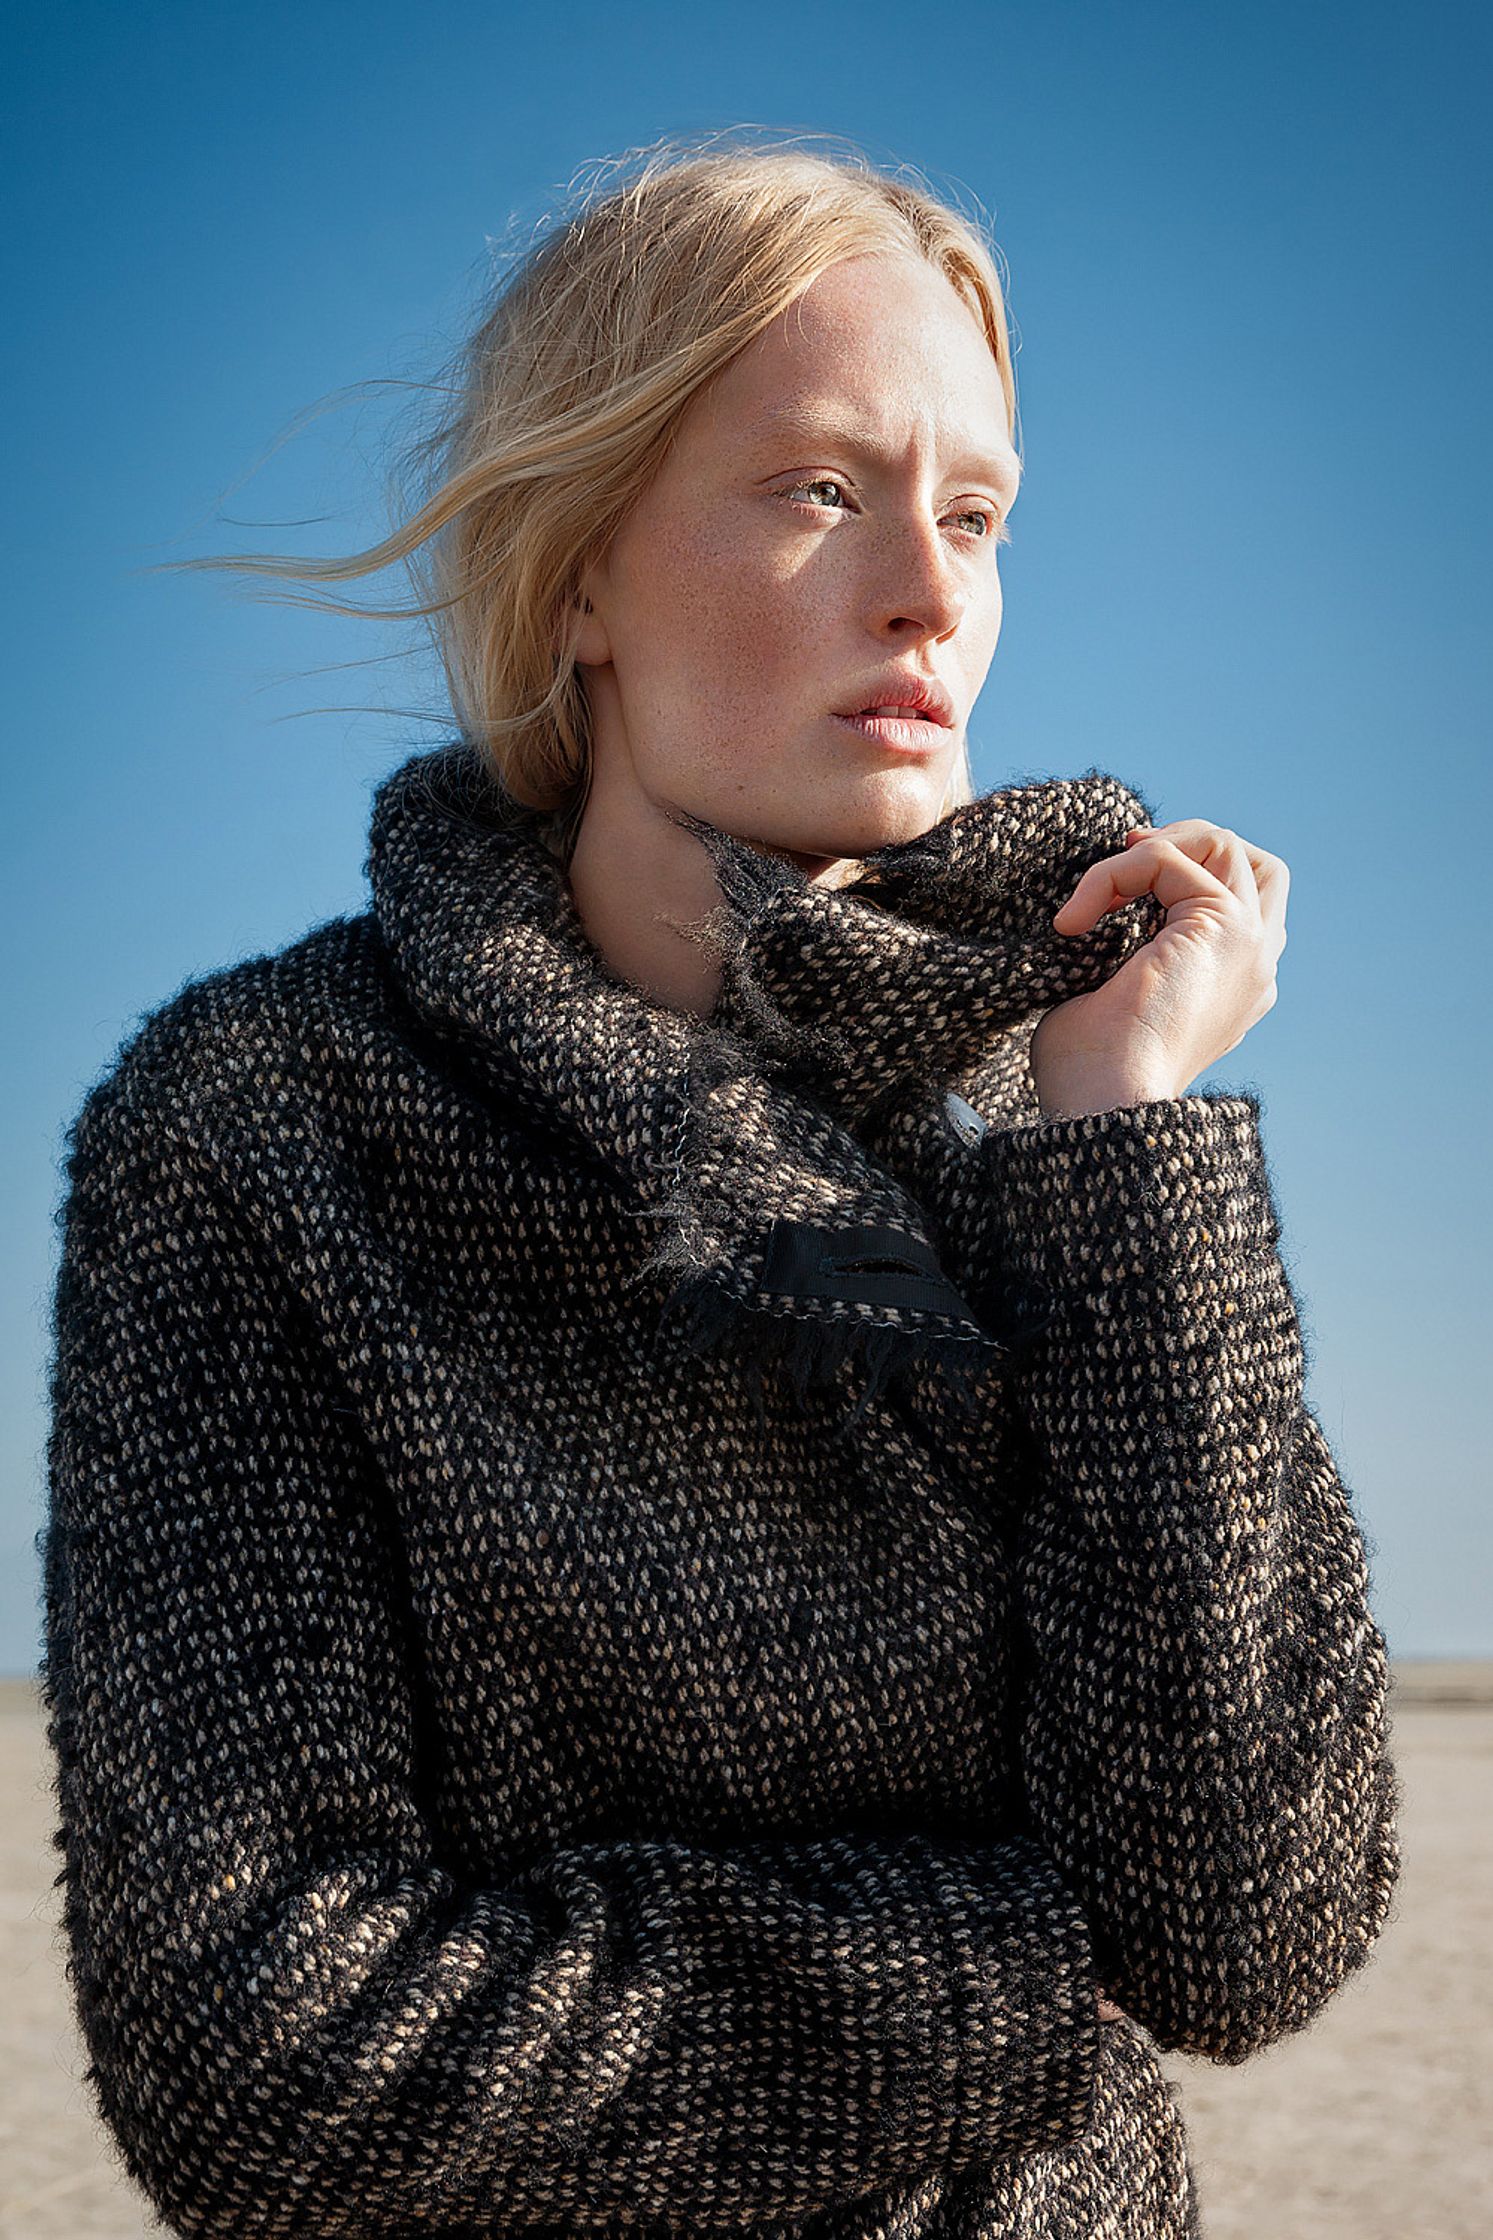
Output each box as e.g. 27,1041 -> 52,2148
833,710 -> 945,757
837,674 -> 955,727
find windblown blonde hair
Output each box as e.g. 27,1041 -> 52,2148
162,128 -> 1021,860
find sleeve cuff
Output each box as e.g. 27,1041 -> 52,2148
970,1090 -> 1282,1295
918,1833 -> 1102,2162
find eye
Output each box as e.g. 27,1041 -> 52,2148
786,477 -> 852,511
955,505 -> 1012,546
782,479 -> 1010,545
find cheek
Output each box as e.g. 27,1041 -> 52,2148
978,576 -> 1003,661
669,529 -> 832,709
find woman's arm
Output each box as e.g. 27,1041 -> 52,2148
40,1064 -> 1103,2239
672,787 -> 1402,2066
961,1088 -> 1402,2062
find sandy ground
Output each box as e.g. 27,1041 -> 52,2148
2,1665 -> 1489,2239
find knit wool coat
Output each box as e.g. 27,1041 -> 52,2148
41,738 -> 1401,2240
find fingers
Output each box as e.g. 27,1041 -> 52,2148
1053,832 -> 1236,933
1152,819 -> 1291,960
1055,817 -> 1290,943
1126,821 -> 1260,913
1253,850 -> 1290,959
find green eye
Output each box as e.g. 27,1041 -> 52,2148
788,479 -> 849,508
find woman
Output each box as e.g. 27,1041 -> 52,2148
41,135 -> 1401,2238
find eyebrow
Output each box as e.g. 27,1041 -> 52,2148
751,404 -> 1022,498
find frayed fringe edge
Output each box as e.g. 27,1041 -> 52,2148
651,1268 -> 1010,1437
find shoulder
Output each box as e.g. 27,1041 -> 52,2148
59,912 -> 408,1184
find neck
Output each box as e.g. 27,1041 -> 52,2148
564,763 -> 861,1018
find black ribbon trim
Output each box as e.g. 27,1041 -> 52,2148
759,1217 -> 981,1324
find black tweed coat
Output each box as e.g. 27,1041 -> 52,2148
41,738 -> 1401,2240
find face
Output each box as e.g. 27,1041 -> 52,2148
573,250 -> 1020,874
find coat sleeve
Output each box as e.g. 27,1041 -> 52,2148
40,1072 -> 1104,2240
955,1087 -> 1402,2064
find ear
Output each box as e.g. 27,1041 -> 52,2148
571,572 -> 612,668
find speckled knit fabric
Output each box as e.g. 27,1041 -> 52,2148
40,738 -> 1401,2239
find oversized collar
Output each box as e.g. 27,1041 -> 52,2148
366,739 -> 1163,1421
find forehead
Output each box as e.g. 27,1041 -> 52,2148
697,255 -> 1017,486
748,398 -> 1019,495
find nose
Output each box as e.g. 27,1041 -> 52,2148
866,513 -> 976,643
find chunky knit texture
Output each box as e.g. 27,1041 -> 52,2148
40,739 -> 1402,2239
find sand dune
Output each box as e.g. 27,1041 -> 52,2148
3,1666 -> 1489,2238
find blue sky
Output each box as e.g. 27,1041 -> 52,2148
5,0 -> 1489,1670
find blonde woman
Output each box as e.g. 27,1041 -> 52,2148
42,133 -> 1400,2238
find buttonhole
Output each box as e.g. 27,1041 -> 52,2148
821,1252 -> 921,1277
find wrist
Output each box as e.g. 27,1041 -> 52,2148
1028,1012 -> 1181,1118
1032,1067 -> 1176,1119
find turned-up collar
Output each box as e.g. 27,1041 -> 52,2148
365,739 -> 1162,1420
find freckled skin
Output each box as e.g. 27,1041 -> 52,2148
566,251 -> 1020,1016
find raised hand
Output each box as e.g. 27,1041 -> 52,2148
1031,818 -> 1290,1118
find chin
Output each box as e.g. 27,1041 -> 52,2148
799,779 -> 953,867
725,759 -> 954,881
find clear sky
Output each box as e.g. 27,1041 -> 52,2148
5,0 -> 1489,1671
